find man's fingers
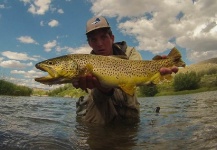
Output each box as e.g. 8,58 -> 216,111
72,78 -> 80,89
171,66 -> 179,73
160,67 -> 179,75
79,76 -> 87,90
160,67 -> 172,75
92,76 -> 101,88
86,74 -> 94,89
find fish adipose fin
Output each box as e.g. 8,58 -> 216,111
150,72 -> 173,84
119,84 -> 136,96
150,72 -> 162,84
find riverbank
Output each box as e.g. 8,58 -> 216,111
155,86 -> 217,97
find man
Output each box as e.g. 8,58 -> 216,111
73,16 -> 177,124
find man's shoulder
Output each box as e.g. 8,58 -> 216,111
114,41 -> 127,52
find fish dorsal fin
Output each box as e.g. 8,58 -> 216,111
108,55 -> 128,59
168,47 -> 181,59
119,84 -> 136,96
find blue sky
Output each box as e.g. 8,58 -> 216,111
0,0 -> 217,89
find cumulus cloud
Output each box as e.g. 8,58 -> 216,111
0,60 -> 32,69
56,44 -> 92,54
11,69 -> 45,78
20,0 -> 63,15
43,40 -> 57,52
20,0 -> 30,4
48,19 -> 59,27
1,51 -> 38,61
22,0 -> 51,15
89,0 -> 217,63
57,9 -> 64,14
17,36 -> 38,44
0,4 -> 5,9
40,21 -> 44,26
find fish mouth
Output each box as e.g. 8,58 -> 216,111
35,63 -> 60,85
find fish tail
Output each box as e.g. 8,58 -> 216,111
168,47 -> 186,67
168,47 -> 181,58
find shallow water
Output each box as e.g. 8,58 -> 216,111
0,91 -> 217,150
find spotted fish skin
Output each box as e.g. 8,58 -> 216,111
35,47 -> 185,95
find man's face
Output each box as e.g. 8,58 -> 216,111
88,29 -> 114,56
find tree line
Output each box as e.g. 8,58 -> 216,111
0,79 -> 32,96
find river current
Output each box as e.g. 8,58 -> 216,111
0,91 -> 217,149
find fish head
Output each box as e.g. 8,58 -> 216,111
35,55 -> 79,85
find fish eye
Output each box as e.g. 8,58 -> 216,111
47,61 -> 53,65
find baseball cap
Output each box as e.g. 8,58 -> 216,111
86,16 -> 110,34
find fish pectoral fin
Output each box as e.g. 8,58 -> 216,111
80,64 -> 93,76
119,84 -> 136,96
85,63 -> 93,71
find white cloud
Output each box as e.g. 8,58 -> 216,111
20,0 -> 30,4
20,0 -> 51,15
89,0 -> 217,63
1,51 -> 38,61
11,70 -> 25,74
57,9 -> 64,14
17,36 -> 38,44
11,69 -> 45,78
0,4 -> 5,9
40,21 -> 44,26
43,40 -> 57,52
0,60 -> 32,69
56,44 -> 92,54
48,19 -> 59,27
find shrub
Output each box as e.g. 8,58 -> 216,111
0,79 -> 32,96
139,84 -> 158,97
173,71 -> 201,91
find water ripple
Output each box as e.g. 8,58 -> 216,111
1,91 -> 217,149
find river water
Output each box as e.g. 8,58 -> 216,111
0,91 -> 217,150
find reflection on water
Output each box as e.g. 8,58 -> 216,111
0,91 -> 217,149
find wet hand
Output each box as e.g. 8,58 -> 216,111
158,55 -> 179,75
72,74 -> 113,94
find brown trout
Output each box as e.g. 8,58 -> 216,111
35,47 -> 185,95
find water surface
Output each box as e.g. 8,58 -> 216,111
0,91 -> 217,149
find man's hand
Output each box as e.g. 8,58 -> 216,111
158,55 -> 179,75
72,74 -> 113,94
159,67 -> 178,75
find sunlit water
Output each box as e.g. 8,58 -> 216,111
0,91 -> 217,150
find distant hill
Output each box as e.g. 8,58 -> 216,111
194,57 -> 217,65
178,57 -> 217,74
